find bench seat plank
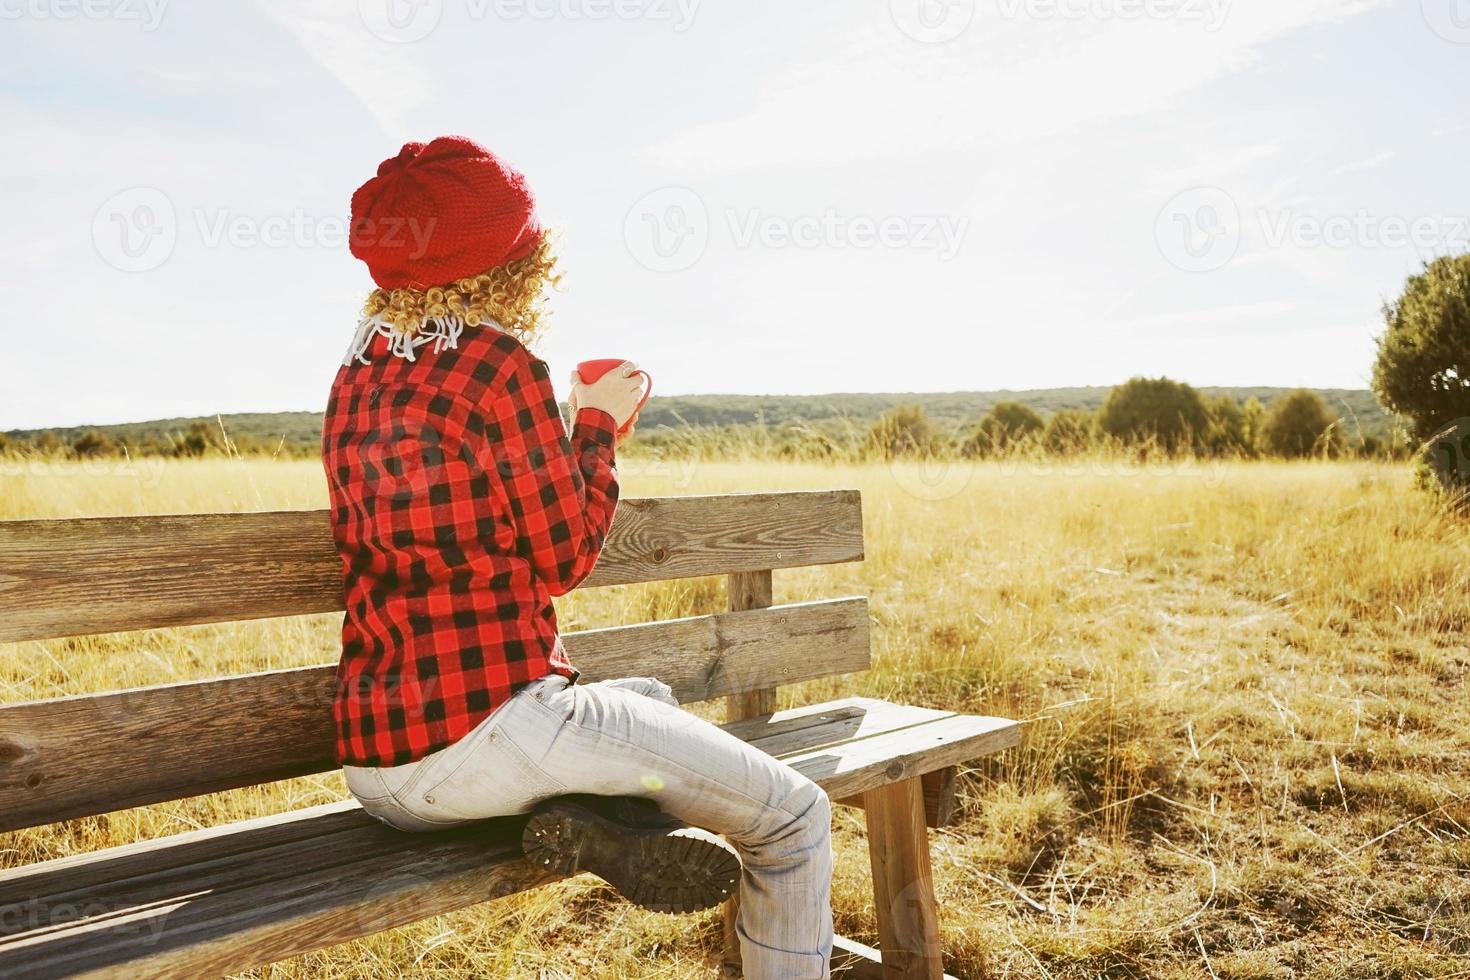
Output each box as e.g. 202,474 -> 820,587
783,712 -> 1018,802
0,598 -> 870,834
0,699 -> 1018,979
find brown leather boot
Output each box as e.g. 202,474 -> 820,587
521,794 -> 742,914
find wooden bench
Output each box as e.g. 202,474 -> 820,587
0,490 -> 1020,979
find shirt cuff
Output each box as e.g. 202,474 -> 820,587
572,407 -> 619,451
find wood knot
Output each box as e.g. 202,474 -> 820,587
884,760 -> 906,780
651,545 -> 669,564
25,772 -> 43,790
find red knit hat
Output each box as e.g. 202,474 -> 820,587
349,135 -> 543,291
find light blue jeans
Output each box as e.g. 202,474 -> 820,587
344,673 -> 834,979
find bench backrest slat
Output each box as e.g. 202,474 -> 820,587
0,490 -> 864,644
0,597 -> 870,832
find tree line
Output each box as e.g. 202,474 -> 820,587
0,420 -> 319,462
4,253 -> 1465,482
863,382 -> 1371,461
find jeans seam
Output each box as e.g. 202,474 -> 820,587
410,714 -> 569,820
554,716 -> 812,831
411,714 -> 508,803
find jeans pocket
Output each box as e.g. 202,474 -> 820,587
346,768 -> 450,832
410,698 -> 569,822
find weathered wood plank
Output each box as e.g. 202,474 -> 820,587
0,700 -> 974,915
0,598 -> 870,833
721,700 -> 870,745
0,802 -> 364,909
0,702 -> 1011,980
719,697 -> 948,744
837,766 -> 960,829
864,778 -> 944,979
921,767 -> 959,829
781,714 -> 1021,803
722,568 -> 775,980
0,811 -> 556,980
832,935 -> 889,980
0,490 -> 864,644
831,934 -> 959,980
723,569 -> 778,723
746,701 -> 957,759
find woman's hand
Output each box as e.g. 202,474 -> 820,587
569,362 -> 645,431
616,410 -> 639,447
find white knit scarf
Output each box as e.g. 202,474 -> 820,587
342,314 -> 469,367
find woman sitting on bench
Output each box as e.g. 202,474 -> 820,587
322,135 -> 835,979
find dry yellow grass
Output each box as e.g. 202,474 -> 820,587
3,454 -> 1469,978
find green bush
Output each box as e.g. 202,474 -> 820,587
175,421 -> 224,458
1203,395 -> 1251,456
1262,390 -> 1343,458
71,430 -> 115,458
866,405 -> 937,459
1098,377 -> 1208,452
33,432 -> 65,456
962,402 -> 1044,457
1041,410 -> 1096,455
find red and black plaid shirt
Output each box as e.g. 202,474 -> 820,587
322,324 -> 619,767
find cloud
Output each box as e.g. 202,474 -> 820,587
1328,151 -> 1396,177
642,0 -> 1391,171
255,0 -> 433,141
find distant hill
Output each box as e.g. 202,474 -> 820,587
641,387 -> 1395,439
3,387 -> 1400,454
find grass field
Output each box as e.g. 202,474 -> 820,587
3,455 -> 1469,978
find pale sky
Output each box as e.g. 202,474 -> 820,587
3,0 -> 1467,429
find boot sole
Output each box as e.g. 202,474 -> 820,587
521,800 -> 741,914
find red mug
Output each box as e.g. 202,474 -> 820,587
575,359 -> 652,435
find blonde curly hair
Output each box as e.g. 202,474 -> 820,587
348,236 -> 561,363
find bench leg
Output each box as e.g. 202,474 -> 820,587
838,766 -> 959,829
720,568 -> 777,979
863,777 -> 944,979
